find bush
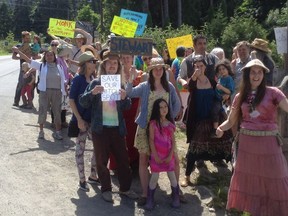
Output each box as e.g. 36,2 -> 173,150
0,32 -> 20,55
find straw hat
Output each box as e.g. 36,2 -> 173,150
72,33 -> 87,45
250,38 -> 271,53
147,57 -> 169,72
78,51 -> 96,65
81,45 -> 98,59
241,59 -> 270,73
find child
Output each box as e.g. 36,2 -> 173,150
145,98 -> 180,210
31,34 -> 41,59
20,62 -> 35,109
211,59 -> 235,137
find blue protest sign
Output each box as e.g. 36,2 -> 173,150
120,9 -> 147,36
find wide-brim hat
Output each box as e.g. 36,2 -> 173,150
241,59 -> 270,73
102,49 -> 119,62
78,51 -> 96,65
72,33 -> 87,45
250,38 -> 271,53
147,57 -> 169,72
81,45 -> 98,60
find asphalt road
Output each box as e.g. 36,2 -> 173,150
0,55 -> 224,216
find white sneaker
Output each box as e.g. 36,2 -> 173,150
53,131 -> 63,140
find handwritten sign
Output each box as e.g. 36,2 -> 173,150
120,9 -> 147,36
49,18 -> 76,38
274,27 -> 287,54
110,16 -> 138,38
101,74 -> 121,101
110,37 -> 153,56
166,34 -> 193,59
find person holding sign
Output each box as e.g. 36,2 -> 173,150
79,50 -> 138,203
126,57 -> 181,205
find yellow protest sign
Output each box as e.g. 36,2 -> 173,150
49,18 -> 76,38
166,34 -> 193,59
110,16 -> 138,38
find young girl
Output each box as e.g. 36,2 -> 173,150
211,59 -> 235,137
145,98 -> 180,210
31,34 -> 41,59
20,62 -> 35,109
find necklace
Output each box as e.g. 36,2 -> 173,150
247,91 -> 256,113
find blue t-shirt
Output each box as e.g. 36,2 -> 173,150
69,74 -> 92,123
216,75 -> 235,101
171,57 -> 183,80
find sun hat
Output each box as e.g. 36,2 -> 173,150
78,51 -> 96,65
80,45 -> 98,59
72,33 -> 87,45
241,59 -> 270,73
102,49 -> 119,62
147,57 -> 169,72
250,38 -> 271,53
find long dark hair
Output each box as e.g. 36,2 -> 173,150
148,67 -> 170,92
148,98 -> 173,135
235,67 -> 266,122
41,51 -> 57,64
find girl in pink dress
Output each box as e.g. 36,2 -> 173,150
216,59 -> 288,216
145,98 -> 180,210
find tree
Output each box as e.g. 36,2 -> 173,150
13,0 -> 32,40
77,4 -> 99,26
0,2 -> 13,39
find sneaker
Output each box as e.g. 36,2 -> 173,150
87,177 -> 100,184
53,131 -> 63,140
38,130 -> 44,139
23,105 -> 32,109
79,181 -> 89,192
137,196 -> 147,206
13,103 -> 19,107
119,190 -> 138,200
19,104 -> 27,108
102,191 -> 113,202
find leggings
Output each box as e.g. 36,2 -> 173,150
149,171 -> 177,189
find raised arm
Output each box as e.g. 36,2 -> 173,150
75,28 -> 92,45
12,46 -> 31,64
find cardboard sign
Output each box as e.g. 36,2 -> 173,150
120,9 -> 147,36
110,16 -> 138,38
274,27 -> 287,54
166,34 -> 193,59
110,37 -> 153,56
49,18 -> 76,38
101,74 -> 121,101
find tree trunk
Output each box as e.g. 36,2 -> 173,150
177,0 -> 182,27
163,0 -> 169,27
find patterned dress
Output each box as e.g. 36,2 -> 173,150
149,120 -> 175,172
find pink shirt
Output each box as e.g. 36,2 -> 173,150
232,87 -> 286,131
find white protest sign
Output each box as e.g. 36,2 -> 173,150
274,27 -> 287,54
101,74 -> 121,101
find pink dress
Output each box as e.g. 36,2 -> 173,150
227,87 -> 288,216
149,120 -> 175,172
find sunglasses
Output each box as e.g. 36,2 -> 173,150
51,44 -> 58,47
88,60 -> 97,64
143,57 -> 152,61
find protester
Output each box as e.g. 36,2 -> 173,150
145,98 -> 180,210
12,31 -> 32,107
171,46 -> 186,81
250,38 -> 275,86
19,62 -> 35,109
108,54 -> 142,171
79,50 -> 138,202
31,34 -> 41,59
216,59 -> 288,216
180,55 -> 232,187
126,57 -> 181,205
211,47 -> 225,60
69,51 -> 99,192
12,47 -> 66,140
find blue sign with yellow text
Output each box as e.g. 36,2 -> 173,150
120,9 -> 147,36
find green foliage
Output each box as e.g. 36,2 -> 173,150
0,2 -> 13,39
266,7 -> 288,27
0,32 -> 19,54
221,16 -> 267,58
77,5 -> 100,27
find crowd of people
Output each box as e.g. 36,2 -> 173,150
11,29 -> 288,215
